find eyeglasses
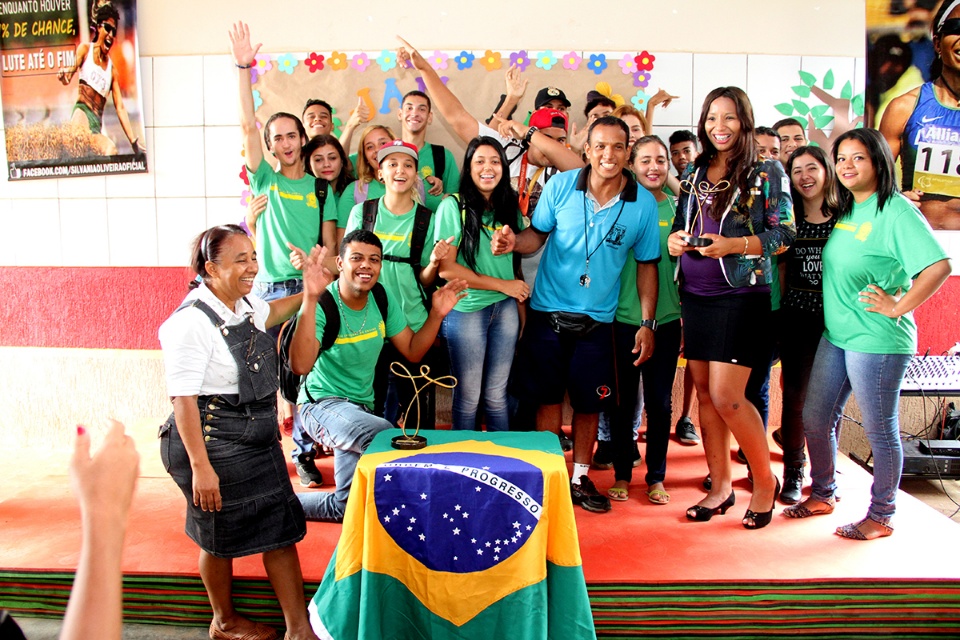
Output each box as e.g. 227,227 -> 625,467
101,22 -> 116,36
939,18 -> 960,37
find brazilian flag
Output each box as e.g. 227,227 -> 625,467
308,430 -> 596,639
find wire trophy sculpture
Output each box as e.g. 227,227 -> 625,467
389,362 -> 457,450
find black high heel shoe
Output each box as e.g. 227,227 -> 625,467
743,479 -> 780,530
686,491 -> 735,521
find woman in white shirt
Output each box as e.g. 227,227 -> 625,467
159,224 -> 324,640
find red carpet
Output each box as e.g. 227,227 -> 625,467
2,428 -> 959,638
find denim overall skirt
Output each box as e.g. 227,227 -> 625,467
160,299 -> 306,558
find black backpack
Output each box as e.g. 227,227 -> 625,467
361,197 -> 434,311
430,144 -> 446,185
277,283 -> 389,404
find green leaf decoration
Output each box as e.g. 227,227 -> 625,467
798,70 -> 817,87
792,100 -> 810,116
813,115 -> 834,129
792,85 -> 811,98
854,121 -> 864,129
841,81 -> 853,100
851,94 -> 865,117
823,69 -> 835,91
810,105 -> 830,118
774,103 -> 795,116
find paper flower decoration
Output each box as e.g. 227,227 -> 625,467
587,53 -> 607,75
562,51 -> 581,70
239,165 -> 249,186
454,51 -> 474,70
535,50 -> 557,71
635,51 -> 656,72
252,89 -> 262,111
480,50 -> 502,72
429,50 -> 449,70
276,53 -> 297,75
509,50 -> 531,72
240,189 -> 253,208
305,52 -> 324,73
632,90 -> 650,111
328,51 -> 348,71
377,49 -> 396,71
619,54 -> 636,75
250,54 -> 271,83
633,70 -> 651,88
351,53 -> 371,72
592,82 -> 624,107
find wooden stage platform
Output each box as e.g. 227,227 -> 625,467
1,419 -> 959,638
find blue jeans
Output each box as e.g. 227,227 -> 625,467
297,398 -> 394,523
442,299 -> 520,431
802,337 -> 910,525
254,279 -> 316,461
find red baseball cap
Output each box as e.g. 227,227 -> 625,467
528,108 -> 568,132
377,140 -> 419,165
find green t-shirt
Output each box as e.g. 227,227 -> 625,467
434,195 -> 522,313
614,197 -> 679,325
346,199 -> 437,331
322,189 -> 339,223
299,281 -> 407,408
822,193 -> 947,354
418,142 -> 461,213
248,161 -> 320,282
338,180 -> 387,229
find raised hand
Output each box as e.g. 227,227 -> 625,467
396,36 -> 427,71
648,88 -> 679,110
504,63 -> 528,99
70,420 -> 140,525
491,224 -> 516,256
346,96 -> 371,128
294,243 -> 334,298
228,21 -> 261,68
568,121 -> 588,154
430,236 -> 455,267
431,278 -> 468,315
247,193 -> 268,224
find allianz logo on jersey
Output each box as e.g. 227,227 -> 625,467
914,121 -> 960,145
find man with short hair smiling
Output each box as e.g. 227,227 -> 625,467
668,129 -> 699,176
755,126 -> 781,162
397,90 -> 460,212
773,117 -> 807,164
492,116 -> 661,513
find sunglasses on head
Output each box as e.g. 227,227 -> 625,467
101,22 -> 116,36
939,18 -> 960,37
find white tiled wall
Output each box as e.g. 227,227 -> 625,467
0,52 -> 864,269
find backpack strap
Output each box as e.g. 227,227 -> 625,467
362,197 -> 379,232
314,178 -> 329,245
430,144 -> 446,185
409,204 -> 435,311
318,289 -> 341,352
371,282 -> 390,332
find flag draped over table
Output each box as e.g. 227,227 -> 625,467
308,431 -> 595,640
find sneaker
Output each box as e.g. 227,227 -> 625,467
571,475 -> 612,512
675,417 -> 700,446
592,441 -> 613,470
779,465 -> 804,505
295,453 -> 323,488
772,427 -> 784,451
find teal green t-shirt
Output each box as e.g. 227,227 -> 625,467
338,180 -> 387,229
418,142 -> 461,213
434,195 -> 522,313
822,193 -> 947,354
248,162 -> 320,282
322,190 -> 339,223
614,197 -> 679,325
346,199 -> 437,331
300,281 -> 407,408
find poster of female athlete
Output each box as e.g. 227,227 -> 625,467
0,0 -> 146,180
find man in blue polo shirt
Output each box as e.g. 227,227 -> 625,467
493,116 -> 660,512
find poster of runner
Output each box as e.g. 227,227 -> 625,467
0,0 -> 146,180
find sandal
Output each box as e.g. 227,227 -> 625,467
782,496 -> 835,519
646,488 -> 670,505
607,486 -> 629,502
835,517 -> 893,541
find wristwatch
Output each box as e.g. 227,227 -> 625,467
640,319 -> 658,332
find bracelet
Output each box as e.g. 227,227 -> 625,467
524,126 -> 539,144
236,62 -> 253,69
742,236 -> 749,255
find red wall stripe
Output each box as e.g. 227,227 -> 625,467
0,267 -> 957,353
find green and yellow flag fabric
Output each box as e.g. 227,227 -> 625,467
308,430 -> 595,639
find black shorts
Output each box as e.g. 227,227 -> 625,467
680,291 -> 772,370
514,310 -> 615,413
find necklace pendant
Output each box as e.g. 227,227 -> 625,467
579,274 -> 591,288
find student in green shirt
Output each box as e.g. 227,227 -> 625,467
786,128 -> 951,540
430,137 -> 527,431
